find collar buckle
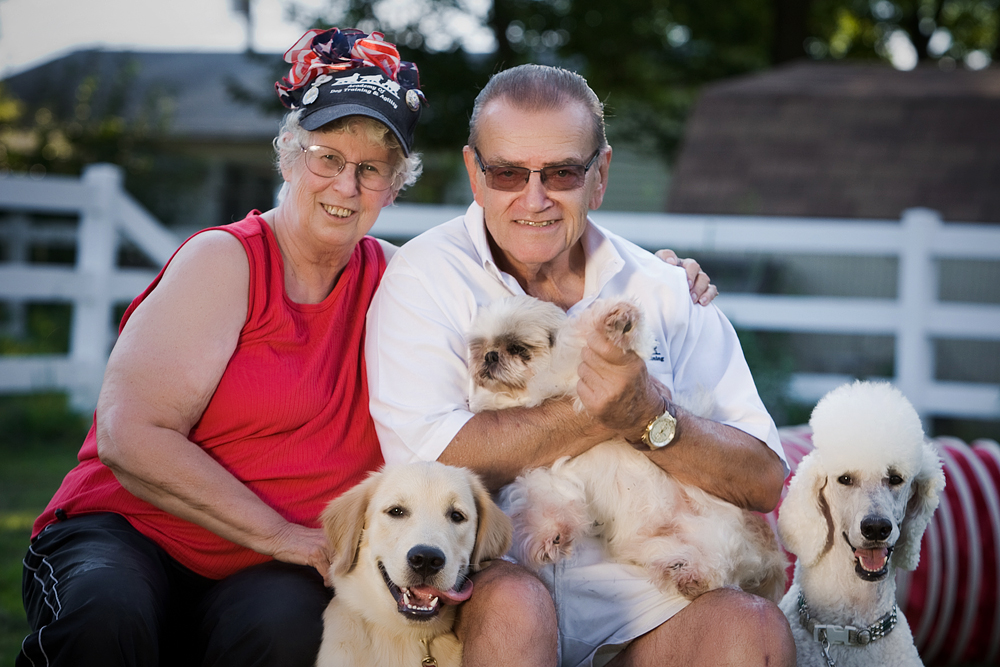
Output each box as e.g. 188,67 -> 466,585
813,623 -> 854,646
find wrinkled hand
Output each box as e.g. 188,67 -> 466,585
575,326 -> 665,441
655,249 -> 718,306
266,522 -> 334,585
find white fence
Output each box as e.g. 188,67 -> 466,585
0,164 -> 179,410
1,165 -> 999,424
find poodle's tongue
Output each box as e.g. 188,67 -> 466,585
410,578 -> 474,606
855,547 -> 889,572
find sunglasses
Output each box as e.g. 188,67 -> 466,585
473,148 -> 601,192
300,145 -> 398,191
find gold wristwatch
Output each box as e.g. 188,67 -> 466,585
639,401 -> 677,450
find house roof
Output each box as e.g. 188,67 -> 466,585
3,49 -> 287,141
666,61 -> 1000,223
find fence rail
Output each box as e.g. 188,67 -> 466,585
2,165 -> 999,424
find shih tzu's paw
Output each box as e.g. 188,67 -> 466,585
594,300 -> 644,352
649,554 -> 715,600
511,501 -> 590,567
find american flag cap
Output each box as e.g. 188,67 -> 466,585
276,28 -> 426,155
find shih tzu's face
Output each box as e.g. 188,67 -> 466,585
467,295 -> 567,394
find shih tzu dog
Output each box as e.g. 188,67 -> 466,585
466,295 -> 786,602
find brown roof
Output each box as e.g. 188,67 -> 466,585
666,61 -> 1000,223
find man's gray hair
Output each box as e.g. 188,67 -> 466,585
273,110 -> 422,191
468,64 -> 608,152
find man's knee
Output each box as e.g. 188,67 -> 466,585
458,560 -> 557,641
695,589 -> 795,665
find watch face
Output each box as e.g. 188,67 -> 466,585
649,415 -> 676,447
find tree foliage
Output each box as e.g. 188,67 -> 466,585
290,0 -> 998,160
0,58 -> 169,178
808,0 -> 999,65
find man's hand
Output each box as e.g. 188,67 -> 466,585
656,249 -> 718,306
575,325 -> 665,441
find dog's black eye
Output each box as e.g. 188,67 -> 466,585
506,343 -> 528,359
837,474 -> 853,486
450,510 -> 467,523
888,474 -> 904,486
387,506 -> 407,518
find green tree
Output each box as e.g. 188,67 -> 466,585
288,0 -> 997,163
808,0 -> 999,65
0,57 -> 169,178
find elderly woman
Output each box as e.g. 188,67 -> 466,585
16,28 -> 424,667
17,28 -> 714,667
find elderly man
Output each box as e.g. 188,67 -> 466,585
366,64 -> 794,667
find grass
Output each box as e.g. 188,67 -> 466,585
0,393 -> 88,667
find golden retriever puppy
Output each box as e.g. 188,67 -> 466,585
778,381 -> 945,667
317,462 -> 512,667
467,295 -> 787,602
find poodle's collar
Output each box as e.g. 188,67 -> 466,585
797,592 -> 897,666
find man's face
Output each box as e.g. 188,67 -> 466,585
463,99 -> 610,280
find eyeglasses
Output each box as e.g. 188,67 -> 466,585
473,148 -> 601,192
300,145 -> 397,191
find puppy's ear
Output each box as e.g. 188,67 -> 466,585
321,471 -> 379,577
895,441 -> 946,571
468,472 -> 513,569
777,453 -> 835,567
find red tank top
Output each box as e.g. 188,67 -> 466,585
32,213 -> 386,579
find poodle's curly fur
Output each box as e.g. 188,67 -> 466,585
778,381 -> 946,666
467,294 -> 787,602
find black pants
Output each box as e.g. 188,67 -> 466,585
17,513 -> 332,667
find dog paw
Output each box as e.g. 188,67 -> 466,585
649,558 -> 714,600
522,524 -> 580,565
598,301 -> 643,352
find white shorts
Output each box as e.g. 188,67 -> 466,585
536,535 -> 690,667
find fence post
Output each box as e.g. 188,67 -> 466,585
2,213 -> 30,338
69,164 -> 121,411
896,208 -> 940,426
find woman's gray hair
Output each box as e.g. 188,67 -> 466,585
273,110 -> 422,191
468,64 -> 608,152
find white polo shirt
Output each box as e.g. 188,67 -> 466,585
366,203 -> 787,666
366,202 -> 786,471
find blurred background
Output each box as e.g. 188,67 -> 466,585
0,1 -> 998,664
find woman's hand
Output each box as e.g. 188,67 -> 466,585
655,249 -> 718,306
266,523 -> 335,584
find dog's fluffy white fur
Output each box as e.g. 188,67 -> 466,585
777,381 -> 946,666
316,461 -> 512,667
467,295 -> 787,602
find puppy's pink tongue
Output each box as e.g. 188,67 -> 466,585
411,579 -> 474,606
856,547 -> 889,571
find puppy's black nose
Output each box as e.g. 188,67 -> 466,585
407,545 -> 446,576
861,515 -> 893,541
485,351 -> 499,365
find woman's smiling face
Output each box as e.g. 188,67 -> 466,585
281,123 -> 399,252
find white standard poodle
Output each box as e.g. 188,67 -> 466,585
467,294 -> 787,602
778,381 -> 946,667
